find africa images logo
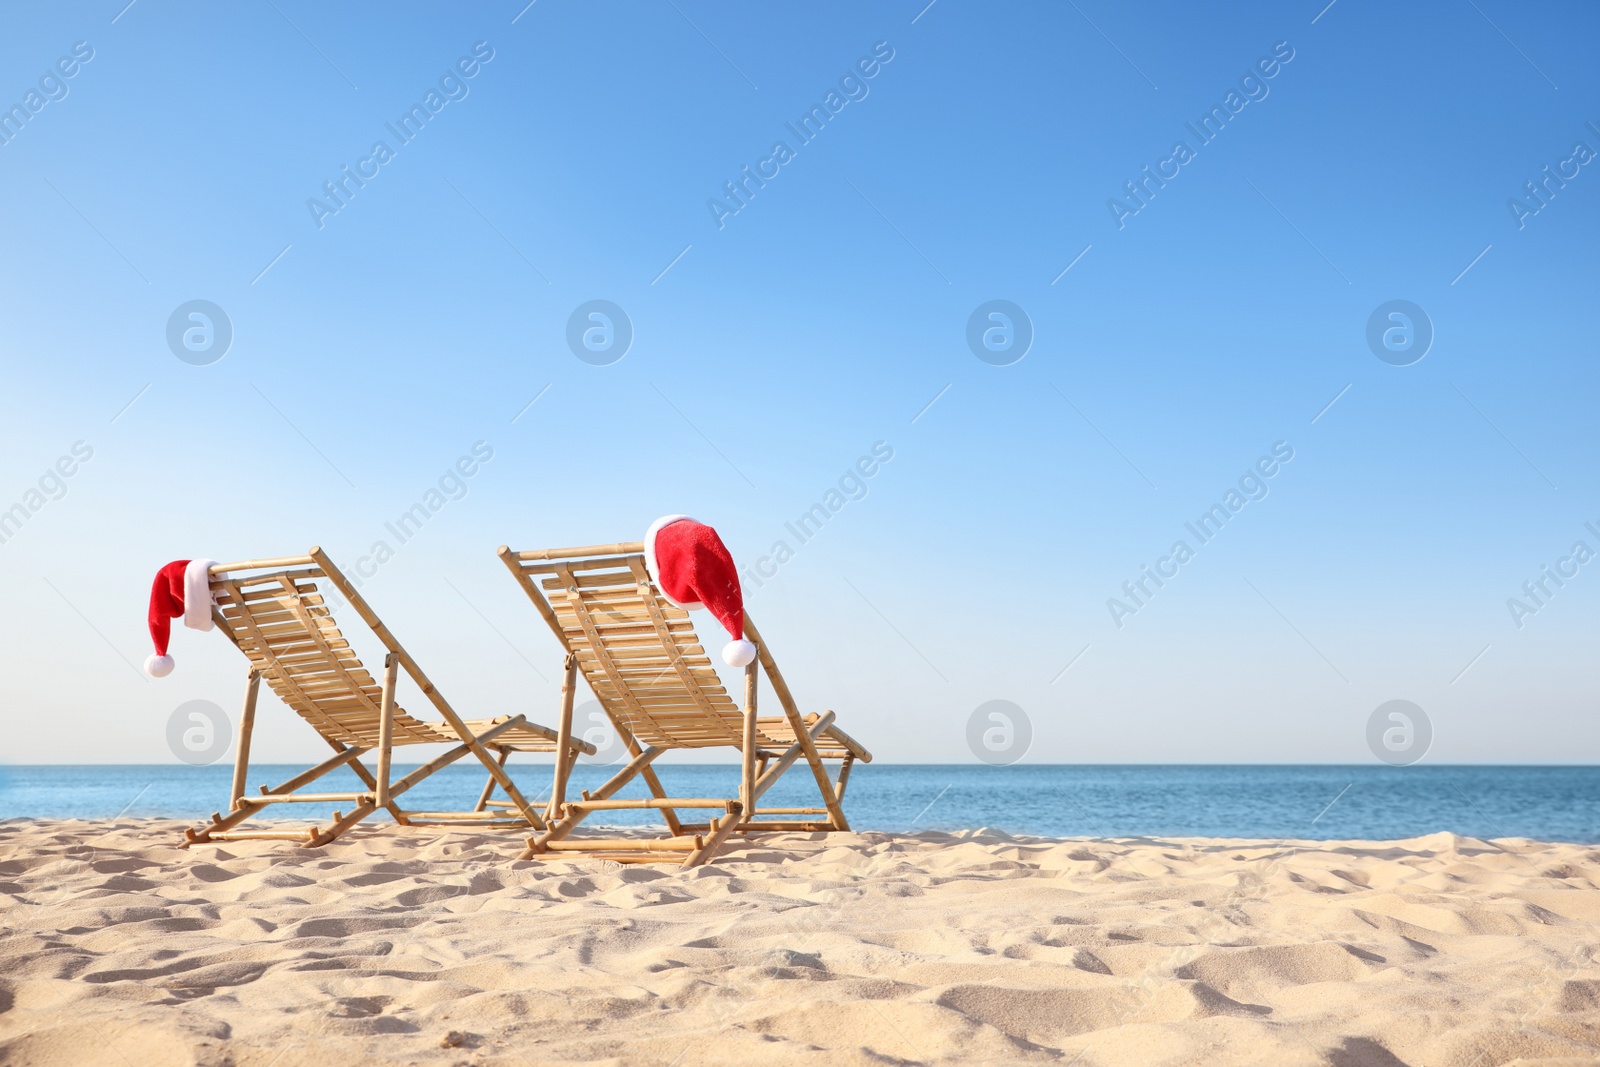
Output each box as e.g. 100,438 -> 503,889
707,41 -> 896,229
307,42 -> 496,229
1107,40 -> 1295,229
1107,442 -> 1294,628
166,300 -> 234,365
0,41 -> 94,148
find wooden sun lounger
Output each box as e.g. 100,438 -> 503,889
496,540 -> 872,868
182,548 -> 593,848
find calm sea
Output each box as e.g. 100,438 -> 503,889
1,764 -> 1596,842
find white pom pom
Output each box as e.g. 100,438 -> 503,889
145,653 -> 174,678
722,638 -> 756,668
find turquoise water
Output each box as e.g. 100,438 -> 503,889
1,764 -> 1596,842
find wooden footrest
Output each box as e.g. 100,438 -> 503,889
200,830 -> 320,842
566,798 -> 737,812
541,836 -> 702,852
400,810 -> 532,820
238,792 -> 366,806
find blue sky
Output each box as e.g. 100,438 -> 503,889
0,1 -> 1595,765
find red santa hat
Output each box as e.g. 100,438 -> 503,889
643,516 -> 757,668
144,558 -> 218,677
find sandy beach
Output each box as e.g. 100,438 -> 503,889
2,819 -> 1598,1066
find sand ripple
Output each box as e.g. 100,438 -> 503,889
1,819 -> 1598,1065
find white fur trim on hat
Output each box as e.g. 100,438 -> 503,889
643,515 -> 702,611
183,558 -> 218,632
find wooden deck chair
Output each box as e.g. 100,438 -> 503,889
182,548 -> 593,848
496,540 -> 872,868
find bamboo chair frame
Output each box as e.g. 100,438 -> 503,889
496,540 -> 872,868
182,547 -> 593,848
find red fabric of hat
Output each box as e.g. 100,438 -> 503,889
144,557 -> 218,677
643,516 -> 757,667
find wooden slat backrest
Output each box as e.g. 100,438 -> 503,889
210,565 -> 440,747
508,550 -> 744,749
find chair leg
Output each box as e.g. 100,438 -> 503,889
375,653 -> 398,809
188,716 -> 550,847
833,755 -> 856,807
229,669 -> 260,811
611,716 -> 685,836
521,745 -> 662,858
745,619 -> 851,831
302,732 -> 481,846
183,745 -> 370,846
781,708 -> 850,832
475,749 -> 510,812
456,731 -> 546,831
442,715 -> 548,830
328,737 -> 410,825
549,653 -> 578,822
683,804 -> 746,868
303,740 -> 453,846
351,718 -> 536,841
682,715 -> 850,868
305,802 -> 383,847
530,717 -> 839,867
741,661 -> 758,817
